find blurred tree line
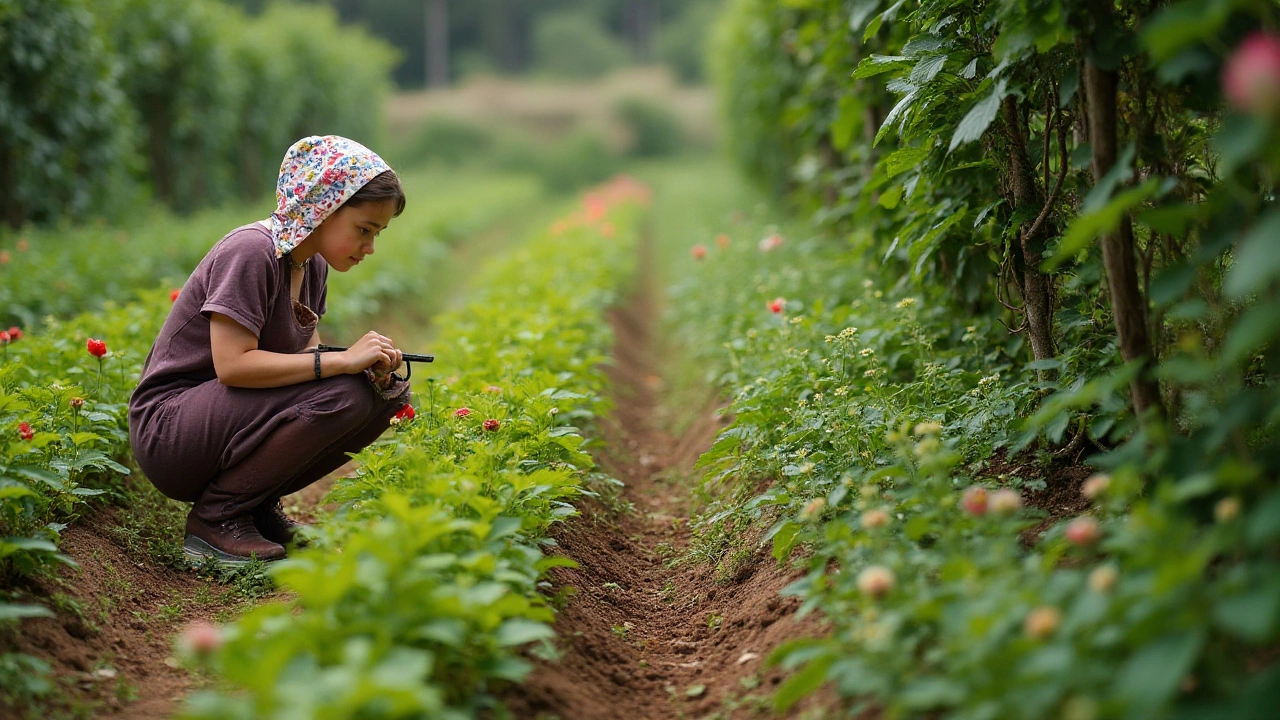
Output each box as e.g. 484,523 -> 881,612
0,0 -> 395,228
225,0 -> 723,87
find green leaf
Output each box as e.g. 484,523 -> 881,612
1246,491 -> 1280,547
851,54 -> 911,79
1212,577 -> 1280,642
772,521 -> 802,561
1140,0 -> 1232,62
948,79 -> 1007,152
774,655 -> 834,711
883,145 -> 930,179
1049,178 -> 1163,268
1224,211 -> 1280,299
1112,631 -> 1204,714
909,54 -> 947,84
0,603 -> 54,621
1081,145 -> 1136,213
494,618 -> 555,647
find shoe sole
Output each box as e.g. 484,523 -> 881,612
183,535 -> 283,567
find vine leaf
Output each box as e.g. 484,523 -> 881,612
948,79 -> 1007,152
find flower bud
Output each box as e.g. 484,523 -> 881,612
1065,517 -> 1102,547
1081,474 -> 1111,500
1088,565 -> 1118,593
1214,497 -> 1241,523
800,497 -> 826,522
856,566 -> 895,598
177,620 -> 223,657
1024,606 -> 1061,639
1223,33 -> 1280,116
483,418 -> 501,431
988,489 -> 1022,515
861,509 -> 889,529
961,486 -> 988,517
691,244 -> 707,260
69,397 -> 85,410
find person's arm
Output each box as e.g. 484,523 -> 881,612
210,313 -> 401,389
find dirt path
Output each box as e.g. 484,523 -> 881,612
506,236 -> 829,720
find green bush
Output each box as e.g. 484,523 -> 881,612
656,0 -> 722,84
395,115 -> 499,168
531,11 -> 630,79
614,97 -> 685,158
491,129 -> 619,193
0,0 -> 139,227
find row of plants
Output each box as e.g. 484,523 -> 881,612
696,0 -> 1280,716
177,177 -> 650,718
650,148 -> 1279,718
1,0 -> 394,227
0,169 -> 547,710
0,167 -> 542,331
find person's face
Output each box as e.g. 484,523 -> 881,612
308,200 -> 398,272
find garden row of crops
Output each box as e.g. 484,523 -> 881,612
0,167 -> 549,706
174,178 -> 649,718
640,0 -> 1280,712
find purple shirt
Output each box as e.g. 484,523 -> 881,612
129,223 -> 328,430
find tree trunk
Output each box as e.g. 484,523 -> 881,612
625,0 -> 657,63
0,138 -> 25,229
999,96 -> 1056,362
1083,59 -> 1164,420
424,0 -> 449,88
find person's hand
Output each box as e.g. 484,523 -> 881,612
342,331 -> 402,375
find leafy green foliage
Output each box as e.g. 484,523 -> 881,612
178,178 -> 649,718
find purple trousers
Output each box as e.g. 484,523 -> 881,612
130,374 -> 409,523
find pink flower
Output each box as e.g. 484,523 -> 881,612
691,244 -> 707,260
18,422 -> 33,441
715,233 -> 731,249
856,566 -> 895,598
988,489 -> 1022,515
86,338 -> 107,358
961,486 -> 988,516
454,407 -> 472,418
861,509 -> 890,529
483,419 -> 500,431
1223,33 -> 1280,116
6,326 -> 20,342
178,620 -> 223,657
1065,517 -> 1101,547
768,297 -> 786,314
758,234 -> 784,252
1081,474 -> 1110,500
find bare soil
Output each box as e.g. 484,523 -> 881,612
504,243 -> 834,719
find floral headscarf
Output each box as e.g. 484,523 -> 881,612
269,135 -> 392,257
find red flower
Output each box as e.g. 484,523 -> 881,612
715,233 -> 731,249
6,326 -> 20,342
454,407 -> 472,418
691,244 -> 707,260
758,234 -> 784,252
482,419 -> 500,431
1224,33 -> 1280,116
394,403 -> 415,421
768,297 -> 786,314
18,422 -> 33,441
0,331 -> 9,344
169,289 -> 181,303
87,338 -> 108,358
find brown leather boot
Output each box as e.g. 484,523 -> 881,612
184,511 -> 286,565
251,500 -> 310,547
